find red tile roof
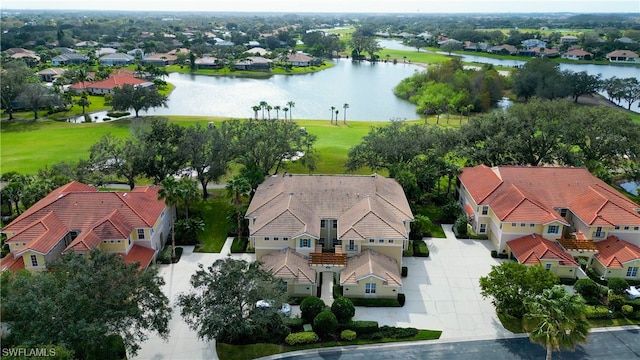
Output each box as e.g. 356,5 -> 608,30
123,244 -> 156,270
507,233 -> 578,266
3,182 -> 166,257
0,253 -> 25,271
594,235 -> 640,268
459,166 -> 640,226
72,75 -> 150,91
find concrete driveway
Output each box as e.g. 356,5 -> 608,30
350,225 -> 511,340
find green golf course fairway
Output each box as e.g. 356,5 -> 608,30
0,116 -> 422,176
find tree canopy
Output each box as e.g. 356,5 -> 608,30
111,84 -> 168,117
479,261 -> 559,318
177,258 -> 289,344
0,249 -> 171,359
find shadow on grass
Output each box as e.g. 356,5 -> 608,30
0,118 -> 44,132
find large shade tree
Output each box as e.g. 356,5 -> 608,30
111,84 -> 168,117
177,258 -> 289,345
523,285 -> 590,360
0,249 -> 171,359
0,61 -> 35,120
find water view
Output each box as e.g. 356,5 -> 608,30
143,59 -> 423,121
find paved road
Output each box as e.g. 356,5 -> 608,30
261,327 -> 640,360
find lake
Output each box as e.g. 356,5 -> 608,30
378,39 -> 640,112
143,59 -> 423,121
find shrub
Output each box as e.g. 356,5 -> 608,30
158,246 -> 173,264
633,311 -> 640,320
284,317 -> 305,332
453,216 -> 468,237
230,237 -> 248,253
398,293 -> 406,307
339,320 -> 379,334
558,277 -> 577,285
175,218 -> 204,245
331,297 -> 355,323
622,305 -> 634,316
340,329 -> 357,341
300,297 -> 326,323
574,278 -> 602,301
413,240 -> 430,257
584,305 -> 611,319
313,310 -> 338,338
348,297 -> 401,307
586,268 -> 607,285
285,332 -> 319,346
359,326 -> 419,340
403,241 -> 414,257
490,250 -> 498,258
607,278 -> 629,295
401,266 -> 408,277
608,294 -> 627,311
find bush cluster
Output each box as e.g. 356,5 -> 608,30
158,246 -> 183,264
313,310 -> 338,338
300,297 -> 326,323
621,305 -> 634,316
359,326 -> 419,340
331,297 -> 355,323
349,297 -> 401,307
584,305 -> 611,319
607,278 -> 629,295
284,317 -> 305,332
285,332 -> 319,346
340,330 -> 357,341
413,240 -> 430,257
338,320 -> 379,335
230,237 -> 248,253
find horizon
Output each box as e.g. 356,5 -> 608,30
2,0 -> 639,14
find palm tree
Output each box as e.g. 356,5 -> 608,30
158,177 -> 181,258
273,105 -> 281,120
252,105 -> 261,120
524,285 -> 590,360
343,103 -> 349,124
226,176 -> 251,238
266,105 -> 273,120
259,101 -> 268,120
287,101 -> 295,120
335,109 -> 339,123
330,106 -> 336,124
77,94 -> 91,114
283,107 -> 289,121
178,177 -> 200,220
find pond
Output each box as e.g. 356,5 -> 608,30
143,59 -> 424,121
378,39 -> 640,113
620,181 -> 639,196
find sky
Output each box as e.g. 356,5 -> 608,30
2,0 -> 639,14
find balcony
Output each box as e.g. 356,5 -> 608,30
309,245 -> 347,271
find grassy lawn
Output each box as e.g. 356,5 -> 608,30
413,204 -> 447,238
497,312 -> 640,335
216,329 -> 442,360
164,63 -> 334,77
377,49 -> 451,65
192,189 -> 233,253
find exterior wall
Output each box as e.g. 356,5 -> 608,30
99,239 -> 129,253
292,283 -> 317,297
594,259 -> 640,280
253,235 -> 297,260
150,206 -> 173,252
342,276 -> 399,299
360,243 -> 403,270
21,251 -> 47,272
539,260 -> 578,279
44,239 -> 67,264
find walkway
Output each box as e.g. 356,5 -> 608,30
320,272 -> 334,306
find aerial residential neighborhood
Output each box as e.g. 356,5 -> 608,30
1,5 -> 640,360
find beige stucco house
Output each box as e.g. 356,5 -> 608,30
458,165 -> 640,280
246,174 -> 413,299
1,182 -> 174,272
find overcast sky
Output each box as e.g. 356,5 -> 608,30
2,0 -> 639,13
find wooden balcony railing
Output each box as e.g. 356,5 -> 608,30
309,252 -> 347,266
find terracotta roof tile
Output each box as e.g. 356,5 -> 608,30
507,233 -> 578,266
0,253 -> 25,271
123,244 -> 156,270
261,247 -> 316,284
340,249 -> 402,286
460,166 -> 640,227
594,235 -> 640,268
11,212 -> 69,255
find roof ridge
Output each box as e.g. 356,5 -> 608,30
374,193 -> 413,219
118,192 -> 155,227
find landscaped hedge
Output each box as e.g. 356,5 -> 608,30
584,305 -> 611,319
403,240 -> 414,257
358,325 -> 419,340
348,297 -> 401,307
340,329 -> 357,341
284,317 -> 305,332
586,268 -> 608,286
284,332 -> 319,346
558,277 -> 578,285
230,237 -> 248,253
338,320 -> 379,334
157,246 -> 184,264
413,240 -> 430,257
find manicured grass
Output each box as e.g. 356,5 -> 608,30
497,311 -> 640,335
413,204 -> 446,238
216,330 -> 442,360
164,63 -> 334,77
377,49 -> 451,65
192,190 -> 233,253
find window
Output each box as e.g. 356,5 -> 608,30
300,239 -> 311,248
388,239 -> 394,243
117,240 -> 121,243
545,264 -> 552,271
634,227 -> 639,231
264,237 -> 270,241
319,238 -> 325,245
30,255 -> 38,267
283,237 -> 289,241
481,206 -> 488,215
559,209 -> 568,218
547,225 -> 559,234
274,237 -> 279,241
624,226 -> 630,230
530,224 -> 535,227
128,238 -> 131,245
627,267 -> 638,277
479,223 -> 487,233
332,220 -> 337,229
110,240 -> 114,243
137,229 -> 145,239
333,238 -> 340,246
520,223 -> 526,227
365,283 -> 376,294
321,220 -> 326,228
379,239 -> 384,243
511,223 -> 516,227
615,226 -> 620,230
369,239 -> 375,243
150,228 -> 154,236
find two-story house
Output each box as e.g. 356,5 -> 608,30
0,182 -> 174,272
458,165 -> 640,280
246,174 -> 413,299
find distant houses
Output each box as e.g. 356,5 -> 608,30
606,50 -> 639,63
70,75 -> 154,95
